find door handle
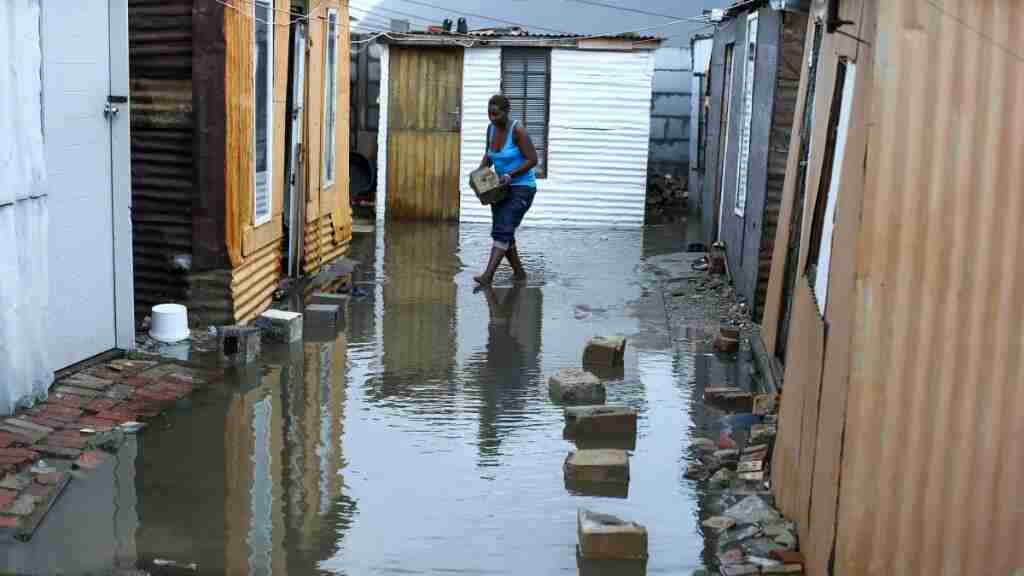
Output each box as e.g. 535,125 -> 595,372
104,102 -> 120,118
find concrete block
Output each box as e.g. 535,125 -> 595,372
577,509 -> 648,561
576,554 -> 647,576
582,336 -> 626,367
304,304 -> 343,327
255,309 -> 303,342
310,292 -> 350,308
549,369 -> 605,404
564,449 -> 629,485
564,406 -> 638,439
218,325 -> 261,365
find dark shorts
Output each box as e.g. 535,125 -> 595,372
491,186 -> 536,244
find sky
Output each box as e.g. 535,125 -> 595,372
349,0 -> 732,47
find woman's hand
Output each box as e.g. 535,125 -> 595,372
499,174 -> 512,186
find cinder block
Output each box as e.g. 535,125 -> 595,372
577,509 -> 648,561
255,309 -> 303,342
218,325 -> 260,365
549,369 -> 605,404
582,336 -> 627,367
564,449 -> 629,485
310,292 -> 350,308
304,304 -> 343,327
564,406 -> 638,439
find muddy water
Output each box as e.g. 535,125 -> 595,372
2,222 -> 736,576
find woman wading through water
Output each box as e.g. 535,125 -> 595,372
474,94 -> 538,285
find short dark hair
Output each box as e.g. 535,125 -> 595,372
489,94 -> 511,112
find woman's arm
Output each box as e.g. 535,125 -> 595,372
503,125 -> 538,180
479,153 -> 493,170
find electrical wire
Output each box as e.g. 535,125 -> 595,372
561,0 -> 696,20
396,0 -> 571,34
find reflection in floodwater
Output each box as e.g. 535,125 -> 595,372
2,221 -> 736,575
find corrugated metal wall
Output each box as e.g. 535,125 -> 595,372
460,48 -> 655,227
836,1 -> 1024,574
765,1 -> 1024,574
128,0 -> 193,320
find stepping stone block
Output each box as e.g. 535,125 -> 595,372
218,325 -> 261,365
564,449 -> 629,485
549,369 -> 605,404
564,406 -> 637,439
310,292 -> 350,308
304,304 -> 343,328
255,309 -> 303,343
577,509 -> 648,561
582,336 -> 626,367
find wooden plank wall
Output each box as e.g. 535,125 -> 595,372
303,0 -> 352,276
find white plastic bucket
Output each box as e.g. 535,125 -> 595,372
149,303 -> 191,343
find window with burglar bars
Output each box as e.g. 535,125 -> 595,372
501,48 -> 550,178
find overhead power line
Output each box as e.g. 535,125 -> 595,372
396,0 -> 570,34
561,0 -> 687,20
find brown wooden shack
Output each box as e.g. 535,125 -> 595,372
129,0 -> 351,325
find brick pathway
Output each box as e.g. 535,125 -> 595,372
0,358 -> 210,535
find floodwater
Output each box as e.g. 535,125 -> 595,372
0,221 -> 746,576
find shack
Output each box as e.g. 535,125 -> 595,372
1,0 -> 134,413
701,1 -> 807,320
372,32 -> 661,227
759,1 -> 1024,574
129,0 -> 352,326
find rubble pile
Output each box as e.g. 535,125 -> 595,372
646,174 -> 688,211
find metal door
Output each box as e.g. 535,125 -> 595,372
43,0 -> 131,370
386,47 -> 463,221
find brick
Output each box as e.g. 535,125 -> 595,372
21,415 -> 65,430
304,304 -> 343,327
25,483 -> 53,501
103,384 -> 134,401
564,406 -> 638,439
123,376 -> 155,388
0,515 -> 20,529
52,385 -> 101,399
95,410 -> 137,424
49,393 -> 88,409
0,488 -> 17,509
0,426 -> 46,444
577,509 -> 648,561
564,450 -> 629,485
77,417 -> 118,432
720,565 -> 759,576
86,398 -> 119,413
4,418 -> 53,436
0,433 -> 13,449
218,325 -> 261,365
41,435 -> 87,450
37,405 -> 84,422
582,336 -> 627,367
34,472 -> 62,486
4,494 -> 37,516
255,309 -> 304,343
35,445 -> 82,460
62,374 -> 114,391
549,369 -> 605,404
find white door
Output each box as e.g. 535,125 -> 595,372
42,0 -> 131,370
287,22 -> 307,277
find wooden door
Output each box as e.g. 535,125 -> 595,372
386,47 -> 463,221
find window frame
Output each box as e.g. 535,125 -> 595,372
252,0 -> 274,227
499,47 -> 551,179
734,10 -> 759,218
806,58 -> 856,316
322,7 -> 339,186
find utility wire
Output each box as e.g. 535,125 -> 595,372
561,0 -> 692,20
396,0 -> 571,34
350,1 -> 444,27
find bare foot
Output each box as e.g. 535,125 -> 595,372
474,274 -> 493,285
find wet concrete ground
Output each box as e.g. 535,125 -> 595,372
0,219 -> 754,575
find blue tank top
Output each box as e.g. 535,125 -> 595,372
487,120 -> 537,188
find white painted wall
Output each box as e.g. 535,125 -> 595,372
460,48 -> 656,228
375,45 -> 390,223
0,0 -> 52,414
